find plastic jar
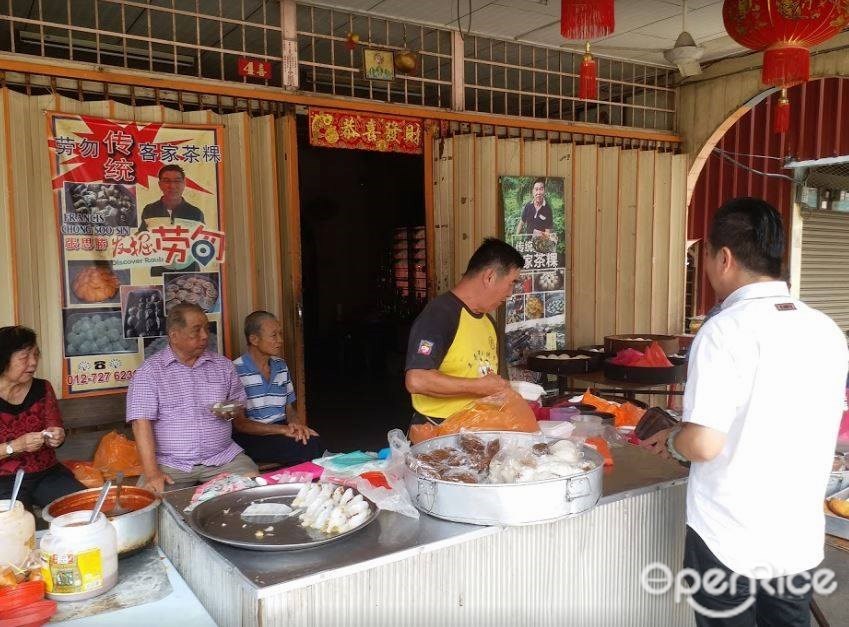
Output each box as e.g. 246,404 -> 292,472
39,511 -> 118,602
0,499 -> 36,576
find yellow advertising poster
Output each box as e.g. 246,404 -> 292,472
46,113 -> 227,396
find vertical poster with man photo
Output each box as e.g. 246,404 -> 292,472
47,113 -> 227,396
501,175 -> 567,381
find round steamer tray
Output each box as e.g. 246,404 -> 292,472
602,356 -> 687,385
526,349 -> 603,375
187,483 -> 378,551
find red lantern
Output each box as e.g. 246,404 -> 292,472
723,0 -> 849,135
560,0 -> 615,40
772,89 -> 790,134
722,0 -> 849,88
561,2 -> 614,101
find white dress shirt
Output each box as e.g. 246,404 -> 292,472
684,280 -> 848,578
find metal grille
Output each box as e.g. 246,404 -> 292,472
295,3 -> 452,107
0,0 -> 285,86
464,35 -> 676,130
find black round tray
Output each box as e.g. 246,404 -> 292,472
527,350 -> 603,375
602,356 -> 687,384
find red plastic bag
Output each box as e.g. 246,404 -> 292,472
62,461 -> 104,488
92,431 -> 143,479
610,342 -> 672,368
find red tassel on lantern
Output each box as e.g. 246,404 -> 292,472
579,43 -> 598,100
762,45 -> 810,87
560,0 -> 615,40
772,89 -> 790,135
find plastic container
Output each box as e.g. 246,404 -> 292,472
0,500 -> 36,577
549,406 -> 580,421
39,511 -> 118,602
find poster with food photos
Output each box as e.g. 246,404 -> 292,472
500,175 -> 567,381
47,112 -> 228,396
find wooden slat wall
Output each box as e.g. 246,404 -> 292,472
572,144 -> 599,347
0,90 -> 281,397
634,151 -> 656,333
452,135 -> 476,284
0,90 -> 16,326
596,148 -> 619,341
249,115 -> 284,322
651,153 -> 672,333
616,150 -> 639,334
273,112 -> 305,424
433,137 -> 454,293
432,136 -> 688,346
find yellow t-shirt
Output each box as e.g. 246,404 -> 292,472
406,292 -> 499,418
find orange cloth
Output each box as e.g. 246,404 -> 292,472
587,437 -> 613,466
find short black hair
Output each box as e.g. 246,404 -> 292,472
464,237 -> 524,277
532,177 -> 546,187
158,164 -> 185,180
166,303 -> 206,333
708,197 -> 784,278
0,325 -> 37,375
244,310 -> 276,343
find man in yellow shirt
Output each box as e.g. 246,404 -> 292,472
405,238 -> 524,426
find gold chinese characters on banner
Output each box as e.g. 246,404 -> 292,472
308,108 -> 423,154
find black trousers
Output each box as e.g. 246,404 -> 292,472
0,464 -> 85,510
683,526 -> 813,627
233,431 -> 324,467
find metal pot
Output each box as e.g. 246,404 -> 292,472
43,486 -> 160,557
404,431 -> 603,526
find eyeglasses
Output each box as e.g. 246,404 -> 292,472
160,177 -> 185,184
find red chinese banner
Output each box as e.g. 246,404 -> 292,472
46,113 -> 227,396
308,108 -> 423,154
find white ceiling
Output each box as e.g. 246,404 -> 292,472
309,0 -> 748,68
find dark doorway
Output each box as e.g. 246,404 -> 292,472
297,116 -> 426,452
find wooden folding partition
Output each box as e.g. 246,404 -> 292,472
0,89 -> 282,395
431,134 -> 688,346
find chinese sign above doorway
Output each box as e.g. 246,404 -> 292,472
308,108 -> 423,154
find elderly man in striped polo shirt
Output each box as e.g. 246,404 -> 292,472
232,311 -> 322,467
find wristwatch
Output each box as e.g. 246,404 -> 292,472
4,442 -> 13,457
665,425 -> 689,463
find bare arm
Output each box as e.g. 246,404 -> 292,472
640,423 -> 726,463
232,411 -> 317,444
405,369 -> 509,398
131,419 -> 172,494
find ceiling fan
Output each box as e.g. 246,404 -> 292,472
579,0 -> 706,77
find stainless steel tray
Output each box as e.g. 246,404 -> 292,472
826,486 -> 849,541
187,483 -> 379,551
405,431 -> 603,526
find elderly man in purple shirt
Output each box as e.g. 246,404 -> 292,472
127,303 -> 258,494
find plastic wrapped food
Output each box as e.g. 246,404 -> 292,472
436,390 -> 538,437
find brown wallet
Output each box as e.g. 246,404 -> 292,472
634,407 -> 679,440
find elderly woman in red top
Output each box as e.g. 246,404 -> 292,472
0,326 -> 83,510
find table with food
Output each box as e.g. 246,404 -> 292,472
3,378 -> 848,626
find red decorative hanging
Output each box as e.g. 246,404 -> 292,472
722,0 -> 849,88
578,43 -> 598,100
772,89 -> 790,134
560,0 -> 615,40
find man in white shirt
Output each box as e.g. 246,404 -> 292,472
643,197 -> 848,626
